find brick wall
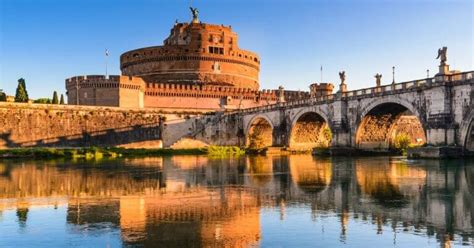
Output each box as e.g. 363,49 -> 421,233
0,103 -> 165,148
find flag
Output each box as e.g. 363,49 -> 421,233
105,49 -> 109,56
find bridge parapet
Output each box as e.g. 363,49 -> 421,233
224,70 -> 473,156
235,71 -> 474,115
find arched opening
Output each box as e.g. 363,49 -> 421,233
247,117 -> 273,149
356,103 -> 426,152
290,112 -> 331,151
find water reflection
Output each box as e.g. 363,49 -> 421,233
0,156 -> 473,247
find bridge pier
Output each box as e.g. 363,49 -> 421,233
426,128 -> 457,146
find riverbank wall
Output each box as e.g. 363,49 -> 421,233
0,103 -> 193,149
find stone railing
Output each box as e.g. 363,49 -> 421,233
234,70 -> 474,115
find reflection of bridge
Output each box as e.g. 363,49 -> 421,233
186,67 -> 473,156
0,156 -> 472,247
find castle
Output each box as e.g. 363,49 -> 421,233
65,8 -> 333,112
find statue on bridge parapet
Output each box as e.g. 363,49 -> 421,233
436,46 -> 451,75
374,73 -> 382,87
436,46 -> 448,65
278,86 -> 285,103
338,71 -> 347,93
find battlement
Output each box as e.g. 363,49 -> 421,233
310,83 -> 334,97
66,75 -> 119,82
120,46 -> 260,68
144,82 -> 280,100
66,75 -> 145,91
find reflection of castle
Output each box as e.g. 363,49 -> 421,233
0,157 -> 473,247
66,189 -> 260,247
65,9 -> 313,111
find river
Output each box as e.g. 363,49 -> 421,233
0,155 -> 473,247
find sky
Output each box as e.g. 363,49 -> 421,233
0,0 -> 473,99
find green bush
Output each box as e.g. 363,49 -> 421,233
33,98 -> 52,104
0,146 -> 248,160
0,90 -> 6,102
323,127 -> 332,142
207,146 -> 245,157
394,133 -> 411,153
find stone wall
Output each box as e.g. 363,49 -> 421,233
0,103 -> 167,148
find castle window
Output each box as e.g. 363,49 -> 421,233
208,46 -> 224,55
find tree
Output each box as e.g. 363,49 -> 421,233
52,91 -> 59,104
0,89 -> 6,102
33,98 -> 52,104
18,78 -> 29,100
14,78 -> 29,102
60,94 -> 65,104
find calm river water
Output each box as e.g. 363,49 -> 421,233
0,155 -> 473,248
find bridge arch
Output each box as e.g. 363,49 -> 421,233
355,98 -> 426,151
461,108 -> 474,152
245,115 -> 274,148
289,109 -> 332,151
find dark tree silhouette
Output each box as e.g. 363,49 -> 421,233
52,91 -> 59,104
14,78 -> 29,102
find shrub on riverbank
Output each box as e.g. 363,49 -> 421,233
0,147 -> 120,159
0,146 -> 246,160
207,146 -> 245,156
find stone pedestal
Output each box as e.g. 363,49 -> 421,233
338,83 -> 347,93
437,64 -> 450,75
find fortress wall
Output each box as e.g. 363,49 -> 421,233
66,75 -> 310,111
0,103 -> 166,148
143,95 -> 278,111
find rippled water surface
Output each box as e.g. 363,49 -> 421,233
0,155 -> 473,247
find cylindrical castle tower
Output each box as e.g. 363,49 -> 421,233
120,15 -> 260,90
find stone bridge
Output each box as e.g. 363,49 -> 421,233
189,71 -> 474,156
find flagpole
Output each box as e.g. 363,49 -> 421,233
320,65 -> 323,82
105,49 -> 109,79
